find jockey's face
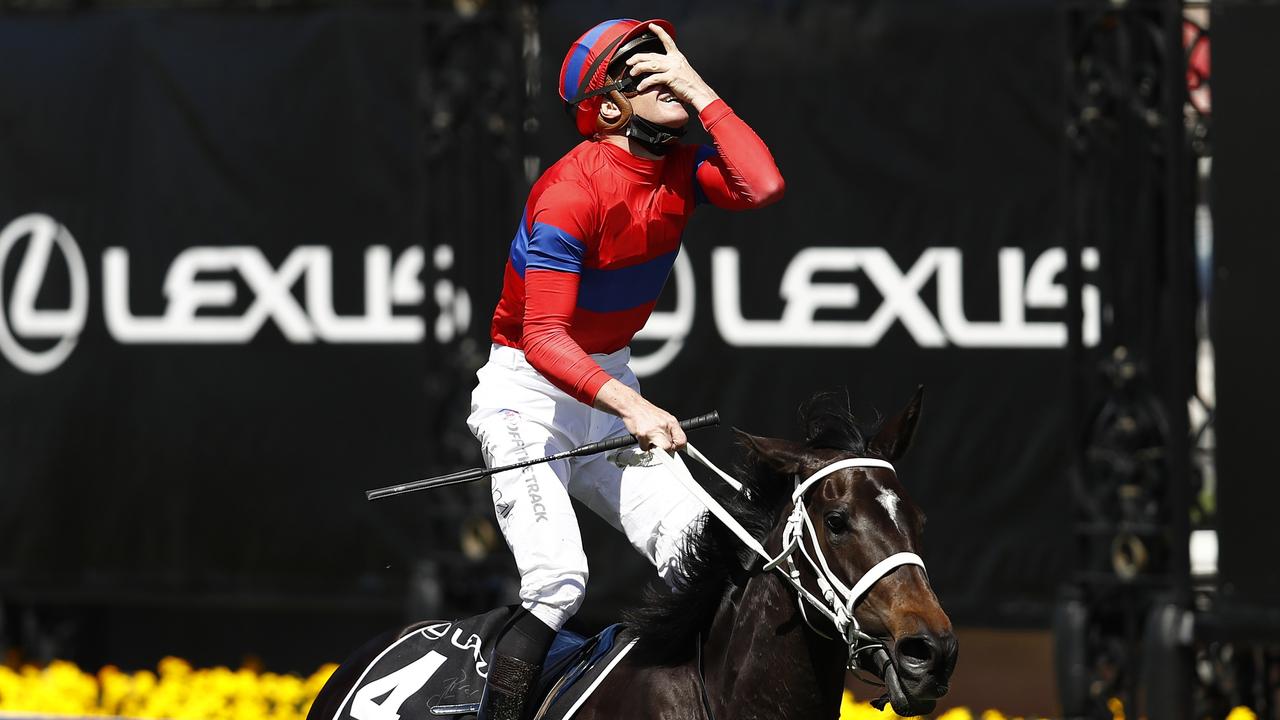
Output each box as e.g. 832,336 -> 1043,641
626,83 -> 689,128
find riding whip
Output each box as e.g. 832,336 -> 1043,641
365,411 -> 720,501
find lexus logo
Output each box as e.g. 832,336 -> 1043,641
0,212 -> 1100,377
0,214 -> 89,374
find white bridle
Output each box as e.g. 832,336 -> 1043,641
652,444 -> 926,669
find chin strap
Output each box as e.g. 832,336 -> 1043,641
622,115 -> 685,156
568,76 -> 686,157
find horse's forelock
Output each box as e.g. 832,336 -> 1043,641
799,390 -> 876,456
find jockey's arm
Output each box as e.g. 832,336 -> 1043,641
624,23 -> 785,209
692,101 -> 786,210
521,271 -> 685,453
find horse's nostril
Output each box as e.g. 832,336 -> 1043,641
895,635 -> 936,671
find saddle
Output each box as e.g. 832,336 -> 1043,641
328,607 -> 637,720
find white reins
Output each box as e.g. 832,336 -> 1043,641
650,444 -> 926,669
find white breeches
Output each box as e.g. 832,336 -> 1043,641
467,343 -> 705,631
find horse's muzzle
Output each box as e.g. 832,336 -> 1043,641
895,630 -> 958,686
861,629 -> 958,716
886,630 -> 958,712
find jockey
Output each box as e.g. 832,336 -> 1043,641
467,18 -> 784,719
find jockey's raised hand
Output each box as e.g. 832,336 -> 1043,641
624,23 -> 720,112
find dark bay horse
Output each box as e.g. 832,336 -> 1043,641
311,389 -> 956,719
571,387 -> 956,719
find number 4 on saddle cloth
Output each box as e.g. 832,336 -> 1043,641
320,607 -> 634,720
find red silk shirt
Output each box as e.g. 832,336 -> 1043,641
490,99 -> 784,404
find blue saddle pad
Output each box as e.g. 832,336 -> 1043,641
537,623 -> 625,702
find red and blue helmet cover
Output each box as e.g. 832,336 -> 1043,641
558,18 -> 676,137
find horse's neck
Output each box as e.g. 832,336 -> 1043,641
701,536 -> 848,720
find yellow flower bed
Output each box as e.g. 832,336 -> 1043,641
839,691 -> 1261,720
0,658 -> 336,719
0,660 -> 1261,720
840,691 -> 1051,720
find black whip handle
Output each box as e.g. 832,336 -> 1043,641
569,411 -> 720,457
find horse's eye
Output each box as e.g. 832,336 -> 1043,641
824,512 -> 849,535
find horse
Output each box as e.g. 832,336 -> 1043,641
309,388 -> 956,719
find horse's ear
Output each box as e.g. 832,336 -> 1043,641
868,385 -> 924,463
734,429 -> 809,475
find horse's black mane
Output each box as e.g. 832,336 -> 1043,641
624,391 -> 880,664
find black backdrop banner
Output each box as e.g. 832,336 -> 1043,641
1212,0 -> 1280,608
0,8 -> 435,610
0,0 -> 1078,667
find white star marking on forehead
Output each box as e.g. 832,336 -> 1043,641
876,487 -> 905,534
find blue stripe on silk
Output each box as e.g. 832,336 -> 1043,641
508,210 -> 530,277
563,19 -> 628,99
692,145 -> 718,206
577,249 -> 678,313
526,222 -> 587,274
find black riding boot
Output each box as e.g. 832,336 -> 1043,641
477,609 -> 557,720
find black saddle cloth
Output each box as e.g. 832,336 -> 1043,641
326,606 -> 633,720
